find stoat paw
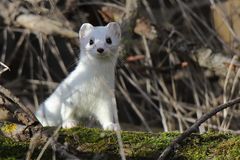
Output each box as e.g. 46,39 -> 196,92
62,120 -> 78,129
103,123 -> 120,131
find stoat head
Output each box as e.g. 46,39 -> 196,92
79,22 -> 121,59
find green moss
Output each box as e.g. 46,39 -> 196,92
121,131 -> 179,157
0,134 -> 52,160
213,136 -> 240,159
63,127 -> 239,159
60,127 -> 179,159
176,132 -> 235,160
0,135 -> 28,160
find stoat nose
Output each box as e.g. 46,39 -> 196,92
97,48 -> 104,53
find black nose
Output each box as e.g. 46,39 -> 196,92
97,48 -> 104,53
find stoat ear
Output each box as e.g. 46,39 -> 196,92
106,22 -> 121,40
79,23 -> 94,39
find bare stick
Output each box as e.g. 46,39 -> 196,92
0,61 -> 10,75
158,97 -> 240,160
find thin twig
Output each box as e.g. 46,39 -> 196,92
36,126 -> 61,160
117,83 -> 152,132
158,97 -> 240,160
0,61 -> 10,75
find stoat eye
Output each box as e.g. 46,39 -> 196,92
89,39 -> 94,45
106,37 -> 112,44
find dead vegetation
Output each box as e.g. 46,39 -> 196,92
0,0 -> 240,159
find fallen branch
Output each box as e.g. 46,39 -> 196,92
158,96 -> 240,160
1,124 -> 240,159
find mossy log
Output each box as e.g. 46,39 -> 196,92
1,124 -> 240,160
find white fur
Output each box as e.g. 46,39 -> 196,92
35,22 -> 121,130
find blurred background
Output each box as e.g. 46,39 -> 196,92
0,0 -> 240,133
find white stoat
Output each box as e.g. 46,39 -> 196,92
35,22 -> 121,130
